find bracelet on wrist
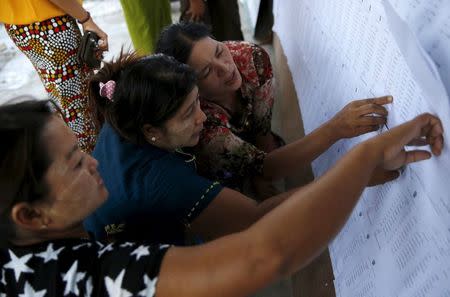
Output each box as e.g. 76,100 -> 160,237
77,11 -> 91,24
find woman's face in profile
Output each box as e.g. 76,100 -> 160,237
188,37 -> 242,100
40,116 -> 108,230
156,86 -> 207,150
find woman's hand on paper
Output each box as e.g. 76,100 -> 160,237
328,95 -> 392,139
372,113 -> 443,171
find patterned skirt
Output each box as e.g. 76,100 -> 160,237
5,15 -> 98,153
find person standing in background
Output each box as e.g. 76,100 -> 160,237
253,0 -> 273,44
180,0 -> 244,41
119,0 -> 172,54
0,0 -> 108,153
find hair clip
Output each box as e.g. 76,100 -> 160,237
99,80 -> 116,101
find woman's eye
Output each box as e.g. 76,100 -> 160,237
191,101 -> 198,114
75,157 -> 84,169
184,107 -> 195,119
202,68 -> 211,78
187,98 -> 200,117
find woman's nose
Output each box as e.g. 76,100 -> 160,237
216,61 -> 230,77
196,106 -> 207,125
87,154 -> 99,173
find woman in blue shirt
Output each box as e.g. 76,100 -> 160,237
84,53 -> 398,244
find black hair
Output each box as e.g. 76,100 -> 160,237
156,22 -> 212,64
0,99 -> 54,247
89,51 -> 197,145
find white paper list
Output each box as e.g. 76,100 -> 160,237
273,0 -> 450,295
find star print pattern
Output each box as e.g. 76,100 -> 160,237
131,245 -> 150,261
138,275 -> 158,297
85,276 -> 93,297
0,239 -> 169,296
98,243 -> 114,257
19,281 -> 47,297
3,250 -> 34,281
0,270 -> 6,286
36,243 -> 64,263
105,270 -> 132,297
72,242 -> 92,250
62,261 -> 86,295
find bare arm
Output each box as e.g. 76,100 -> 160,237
189,140 -> 396,240
262,120 -> 338,179
263,96 -> 392,180
188,186 -> 296,240
254,132 -> 280,153
157,113 -> 443,297
49,0 -> 108,51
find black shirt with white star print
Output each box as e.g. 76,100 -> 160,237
0,239 -> 169,296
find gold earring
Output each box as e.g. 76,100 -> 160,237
151,137 -> 156,142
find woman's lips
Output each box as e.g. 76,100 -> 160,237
192,125 -> 204,139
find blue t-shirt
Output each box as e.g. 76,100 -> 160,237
84,124 -> 222,244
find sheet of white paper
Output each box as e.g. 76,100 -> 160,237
273,0 -> 450,295
388,0 -> 450,97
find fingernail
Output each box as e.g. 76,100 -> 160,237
387,96 -> 393,102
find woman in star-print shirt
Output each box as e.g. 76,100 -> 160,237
0,98 -> 442,295
157,22 -> 395,197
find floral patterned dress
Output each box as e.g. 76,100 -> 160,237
192,41 -> 276,190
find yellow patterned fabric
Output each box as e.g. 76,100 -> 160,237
0,0 -> 81,25
5,15 -> 98,153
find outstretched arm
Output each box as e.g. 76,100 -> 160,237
158,113 -> 443,297
187,185 -> 299,241
263,96 -> 392,180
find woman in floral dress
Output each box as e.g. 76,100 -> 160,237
157,22 -> 392,196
